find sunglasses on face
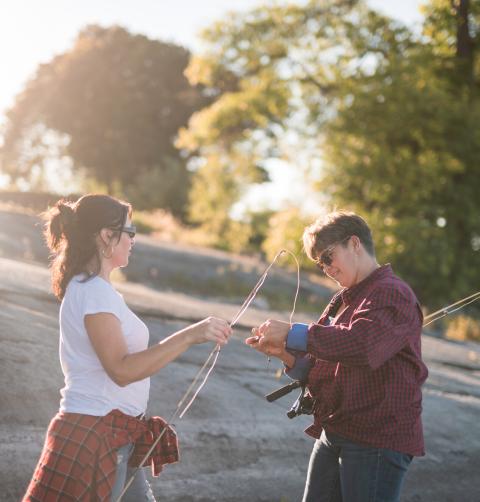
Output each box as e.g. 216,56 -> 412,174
119,225 -> 136,239
315,235 -> 351,269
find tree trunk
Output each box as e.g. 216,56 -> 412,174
454,0 -> 474,83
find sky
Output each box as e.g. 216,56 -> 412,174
0,0 -> 425,211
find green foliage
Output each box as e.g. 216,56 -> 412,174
180,0 -> 480,309
1,25 -> 206,216
177,1 -> 308,238
261,207 -> 315,269
319,1 -> 480,307
186,155 -> 253,252
123,156 -> 190,215
244,209 -> 276,251
131,215 -> 154,235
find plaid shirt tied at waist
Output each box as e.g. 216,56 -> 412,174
23,408 -> 179,501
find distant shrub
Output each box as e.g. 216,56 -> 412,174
244,209 -> 275,252
132,213 -> 155,235
261,207 -> 316,269
132,209 -> 183,239
132,208 -> 218,247
123,158 -> 190,217
445,315 -> 480,342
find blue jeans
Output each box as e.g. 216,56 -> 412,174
302,430 -> 413,502
111,443 -> 156,501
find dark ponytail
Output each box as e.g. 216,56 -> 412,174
42,194 -> 131,300
44,201 -> 76,252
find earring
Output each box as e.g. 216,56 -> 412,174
102,246 -> 113,259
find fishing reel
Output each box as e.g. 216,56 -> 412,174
265,380 -> 316,419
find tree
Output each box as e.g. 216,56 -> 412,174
261,207 -> 313,268
176,0 -> 302,238
186,154 -> 255,251
320,0 -> 480,306
179,0 -> 480,308
1,25 -> 207,215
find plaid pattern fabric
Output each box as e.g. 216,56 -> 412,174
305,265 -> 428,456
23,409 -> 179,501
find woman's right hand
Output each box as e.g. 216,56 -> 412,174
187,317 -> 232,346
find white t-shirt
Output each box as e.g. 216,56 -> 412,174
58,274 -> 150,416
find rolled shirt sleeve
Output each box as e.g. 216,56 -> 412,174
286,323 -> 309,352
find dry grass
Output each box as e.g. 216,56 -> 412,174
133,209 -> 216,247
0,201 -> 39,216
445,315 -> 480,342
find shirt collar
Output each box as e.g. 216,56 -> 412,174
341,264 -> 393,306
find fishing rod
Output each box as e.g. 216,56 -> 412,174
423,291 -> 480,327
118,248 -> 479,499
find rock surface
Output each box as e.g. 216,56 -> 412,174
0,210 -> 479,502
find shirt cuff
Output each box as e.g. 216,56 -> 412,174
285,355 -> 313,381
286,323 -> 309,352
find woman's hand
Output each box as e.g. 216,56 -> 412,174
245,319 -> 290,353
187,316 -> 232,346
245,328 -> 284,357
245,320 -> 295,367
86,314 -> 231,386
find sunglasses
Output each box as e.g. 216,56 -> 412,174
118,225 -> 136,239
315,235 -> 351,269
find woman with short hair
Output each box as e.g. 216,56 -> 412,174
247,211 -> 428,502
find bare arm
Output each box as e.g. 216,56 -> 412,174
85,314 -> 231,387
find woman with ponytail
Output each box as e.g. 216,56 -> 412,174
24,194 -> 232,501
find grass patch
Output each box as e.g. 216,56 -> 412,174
445,315 -> 480,342
132,209 -> 216,247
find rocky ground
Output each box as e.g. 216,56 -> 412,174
0,209 -> 479,501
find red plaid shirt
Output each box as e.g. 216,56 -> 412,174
23,409 -> 179,501
289,265 -> 428,456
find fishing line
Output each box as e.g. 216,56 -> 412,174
118,255 -> 479,501
116,248 -> 300,501
423,291 -> 480,327
179,248 -> 300,418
